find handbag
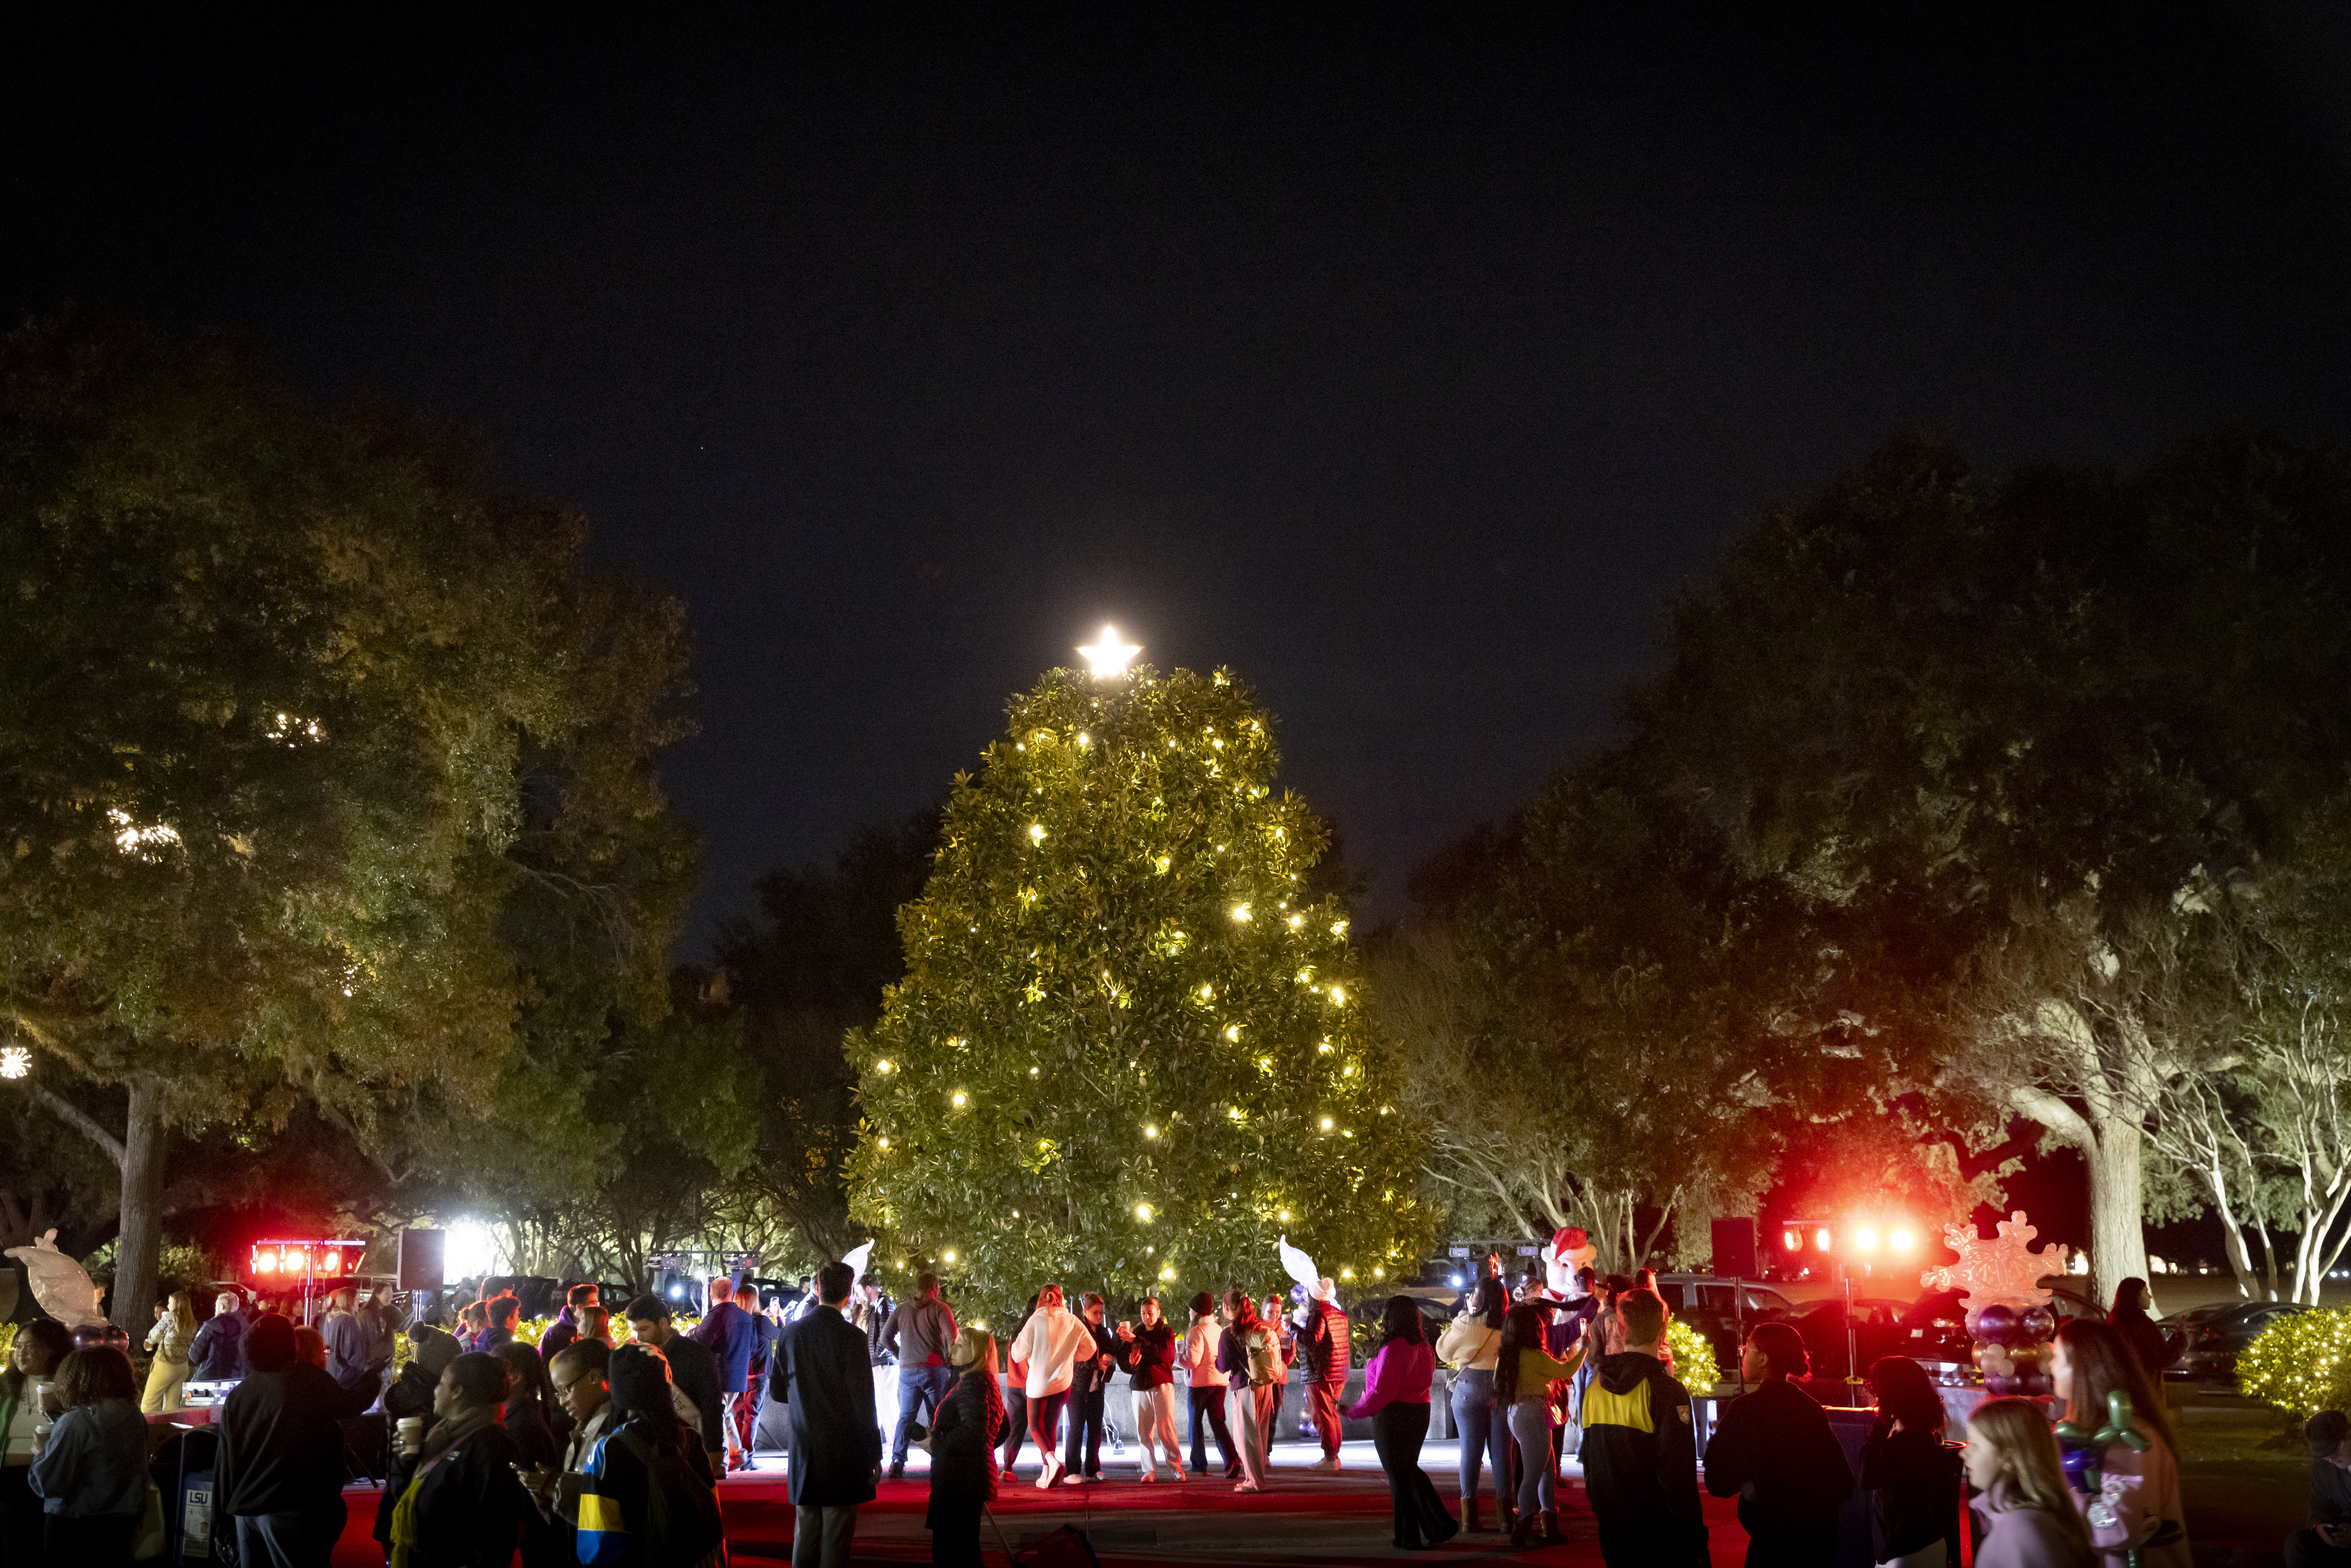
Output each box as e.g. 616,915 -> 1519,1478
132,1478 -> 167,1562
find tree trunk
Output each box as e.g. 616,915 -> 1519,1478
2086,1121 -> 2148,1308
110,1080 -> 166,1333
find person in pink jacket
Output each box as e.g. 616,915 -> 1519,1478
2049,1321 -> 2189,1568
1343,1296 -> 1458,1552
1964,1397 -> 2097,1568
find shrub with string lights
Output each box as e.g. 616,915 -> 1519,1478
846,656 -> 1430,1315
1663,1316 -> 1725,1393
2238,1307 -> 2351,1414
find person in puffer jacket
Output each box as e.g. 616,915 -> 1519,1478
1579,1288 -> 1708,1567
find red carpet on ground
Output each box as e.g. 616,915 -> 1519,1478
330,1469 -> 1757,1565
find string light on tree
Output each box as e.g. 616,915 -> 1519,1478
843,639 -> 1428,1312
0,1046 -> 28,1080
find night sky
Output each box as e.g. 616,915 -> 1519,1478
9,8 -> 2350,957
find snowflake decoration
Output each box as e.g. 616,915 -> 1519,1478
0,1046 -> 26,1080
1918,1209 -> 2056,1307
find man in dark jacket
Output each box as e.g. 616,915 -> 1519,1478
770,1261 -> 880,1568
624,1294 -> 726,1475
217,1312 -> 380,1567
1704,1322 -> 1854,1566
189,1292 -> 247,1382
1298,1282 -> 1351,1471
881,1272 -> 959,1480
689,1277 -> 763,1473
1582,1289 -> 1709,1567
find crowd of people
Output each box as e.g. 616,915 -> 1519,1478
11,1252 -> 2347,1568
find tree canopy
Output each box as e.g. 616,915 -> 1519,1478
0,314 -> 700,1318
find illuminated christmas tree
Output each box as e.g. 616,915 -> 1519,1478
846,634 -> 1430,1312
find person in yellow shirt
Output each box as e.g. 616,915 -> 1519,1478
1494,1301 -> 1584,1548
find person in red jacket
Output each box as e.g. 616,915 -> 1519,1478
1297,1279 -> 1352,1471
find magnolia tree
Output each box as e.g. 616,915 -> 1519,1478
845,662 -> 1431,1313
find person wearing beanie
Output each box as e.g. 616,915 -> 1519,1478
1703,1322 -> 1854,1566
2287,1410 -> 2351,1568
376,1325 -> 468,1556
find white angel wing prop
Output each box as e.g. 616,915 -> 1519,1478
1277,1234 -> 1319,1291
840,1240 -> 875,1279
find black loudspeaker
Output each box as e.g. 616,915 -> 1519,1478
397,1228 -> 445,1292
1711,1217 -> 1758,1279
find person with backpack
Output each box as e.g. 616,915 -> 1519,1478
769,1261 -> 881,1568
1215,1290 -> 1283,1493
570,1343 -> 724,1568
1703,1322 -> 1855,1566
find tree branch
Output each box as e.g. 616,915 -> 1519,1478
32,1087 -> 125,1168
2008,1084 -> 2093,1152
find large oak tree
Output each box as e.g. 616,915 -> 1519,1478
0,315 -> 697,1324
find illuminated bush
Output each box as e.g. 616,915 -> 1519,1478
2238,1307 -> 2351,1413
1665,1315 -> 1726,1391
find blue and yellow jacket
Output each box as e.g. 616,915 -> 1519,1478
1580,1350 -> 1707,1556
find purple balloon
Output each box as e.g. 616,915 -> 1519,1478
2020,1305 -> 2056,1341
1973,1303 -> 2021,1346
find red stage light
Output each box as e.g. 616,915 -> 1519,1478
1781,1228 -> 1802,1252
254,1248 -> 276,1274
1814,1227 -> 1834,1252
1854,1225 -> 1880,1252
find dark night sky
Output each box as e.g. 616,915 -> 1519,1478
9,7 -> 2351,959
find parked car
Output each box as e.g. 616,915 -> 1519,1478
2166,1300 -> 2311,1381
1652,1274 -> 1801,1366
2039,1281 -> 2108,1326
1345,1293 -> 1454,1361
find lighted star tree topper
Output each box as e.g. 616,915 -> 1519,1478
844,649 -> 1430,1312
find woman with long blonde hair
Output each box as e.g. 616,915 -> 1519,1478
139,1290 -> 197,1412
1962,1397 -> 2097,1567
926,1326 -> 1004,1567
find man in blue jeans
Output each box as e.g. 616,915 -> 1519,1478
882,1272 -> 959,1479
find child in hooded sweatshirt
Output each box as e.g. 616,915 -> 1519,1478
1580,1288 -> 1709,1567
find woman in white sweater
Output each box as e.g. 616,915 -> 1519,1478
1007,1285 -> 1096,1490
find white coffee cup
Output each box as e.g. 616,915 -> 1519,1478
396,1416 -> 424,1456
